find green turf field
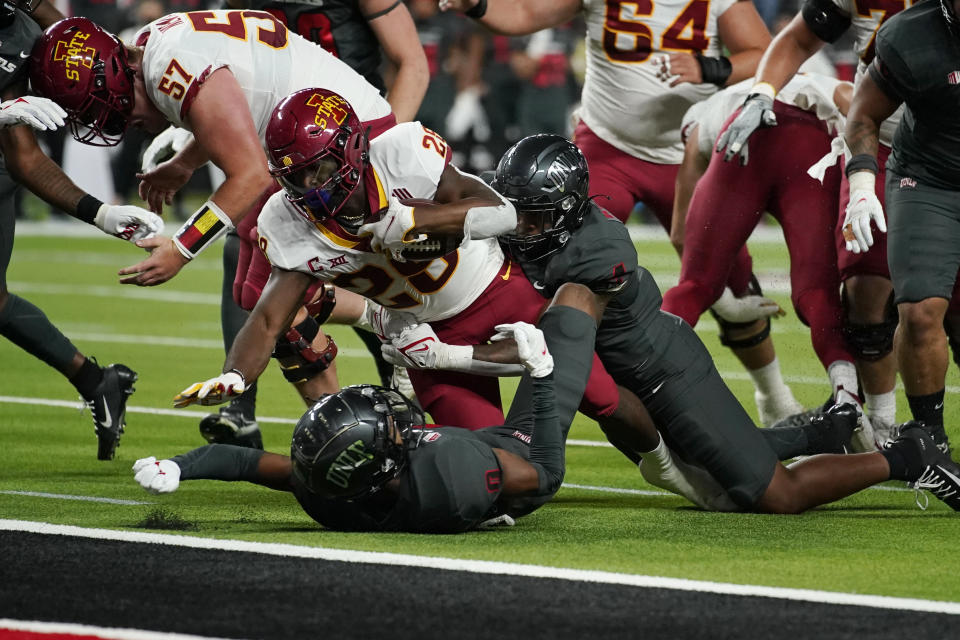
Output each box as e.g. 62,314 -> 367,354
2,225 -> 957,603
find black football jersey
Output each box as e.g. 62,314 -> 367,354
245,0 -> 385,92
0,10 -> 41,94
870,1 -> 960,190
294,427 -> 506,533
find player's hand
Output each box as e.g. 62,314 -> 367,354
132,457 -> 181,495
118,237 -> 189,286
709,287 -> 785,324
141,126 -> 194,173
0,96 -> 66,131
365,302 -> 417,341
136,157 -> 195,215
173,370 -> 246,408
492,322 -> 553,378
94,204 -> 164,243
358,201 -> 425,252
715,93 -> 777,165
382,323 -> 446,369
653,53 -> 700,87
842,188 -> 886,254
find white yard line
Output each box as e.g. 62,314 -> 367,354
2,519 -> 957,615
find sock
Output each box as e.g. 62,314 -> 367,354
881,447 -> 911,481
69,358 -> 104,398
865,390 -> 896,426
882,437 -> 925,482
0,293 -> 78,371
827,360 -> 859,401
906,390 -> 945,428
749,357 -> 790,398
228,383 -> 258,421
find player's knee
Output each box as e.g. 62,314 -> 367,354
754,472 -> 805,514
842,290 -> 897,361
272,316 -> 338,384
711,313 -> 771,350
898,300 -> 946,344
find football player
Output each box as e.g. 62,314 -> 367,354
385,135 -> 960,513
659,75 -> 884,449
843,0 -> 960,459
0,0 -> 162,460
134,286 -> 661,532
171,87 -> 627,439
716,0 -> 918,442
436,0 -> 808,427
137,0 -> 429,450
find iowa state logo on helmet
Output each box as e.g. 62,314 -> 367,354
53,31 -> 95,82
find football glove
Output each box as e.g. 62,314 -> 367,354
358,200 -> 426,252
94,204 -> 164,243
492,322 -> 553,378
710,287 -> 785,324
842,185 -> 886,254
382,323 -> 451,369
173,370 -> 246,408
0,96 -> 66,131
132,457 -> 181,494
715,92 -> 777,165
141,126 -> 194,173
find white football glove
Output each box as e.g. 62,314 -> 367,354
359,300 -> 417,341
94,204 -> 164,243
843,185 -> 886,254
382,322 -> 449,369
491,322 -> 553,378
141,126 -> 194,173
132,457 -> 182,495
173,370 -> 246,408
0,96 -> 66,131
358,200 -> 425,252
709,287 -> 785,324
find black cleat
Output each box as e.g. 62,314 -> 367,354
769,396 -> 833,430
888,422 -> 960,511
812,402 -> 858,454
84,364 -> 138,461
199,405 -> 263,450
925,423 -> 954,460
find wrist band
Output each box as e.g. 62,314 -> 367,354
75,194 -> 104,225
696,54 -> 732,87
173,199 -> 234,260
465,0 -> 487,18
845,153 -> 879,178
225,368 -> 246,385
750,82 -> 778,100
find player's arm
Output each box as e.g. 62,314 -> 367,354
439,0 -> 581,36
30,0 -> 65,28
363,0 -> 429,122
753,11 -> 832,94
359,164 -> 515,248
173,266 -> 313,408
133,446 -> 295,495
119,68 -> 274,285
670,124 -> 710,257
715,1 -> 772,86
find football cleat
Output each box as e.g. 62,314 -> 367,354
887,422 -> 960,511
870,414 -> 898,449
925,423 -> 954,459
199,404 -> 263,450
807,403 -> 859,454
835,388 -> 878,452
754,389 -> 805,428
768,397 -> 833,430
83,363 -> 138,461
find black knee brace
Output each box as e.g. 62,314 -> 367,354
709,274 -> 771,349
272,316 -> 338,383
841,288 -> 898,361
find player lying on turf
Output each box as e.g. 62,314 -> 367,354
134,284 -> 649,533
381,134 -> 960,514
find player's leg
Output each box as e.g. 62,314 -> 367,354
0,175 -> 135,459
836,147 -> 898,439
572,120 -> 645,223
887,171 -> 959,457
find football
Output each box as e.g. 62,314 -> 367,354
397,199 -> 464,261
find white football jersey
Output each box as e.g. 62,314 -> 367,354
257,122 -> 504,322
827,0 -> 915,145
136,10 -> 391,143
578,0 -> 737,164
683,74 -> 846,159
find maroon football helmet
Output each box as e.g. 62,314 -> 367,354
29,17 -> 135,146
266,88 -> 369,227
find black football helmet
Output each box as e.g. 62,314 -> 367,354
1,0 -> 38,25
492,134 -> 590,261
290,385 -> 425,499
942,0 -> 960,37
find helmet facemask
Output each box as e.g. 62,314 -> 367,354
69,56 -> 134,146
501,193 -> 580,262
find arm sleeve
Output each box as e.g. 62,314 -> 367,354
801,0 -> 852,44
171,444 -> 265,481
526,304 -> 599,496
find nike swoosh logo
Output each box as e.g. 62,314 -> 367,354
532,280 -> 545,291
18,51 -> 28,59
935,402 -> 944,411
99,398 -> 113,429
501,261 -> 511,281
651,381 -> 665,394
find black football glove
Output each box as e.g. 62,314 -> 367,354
715,92 -> 777,165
